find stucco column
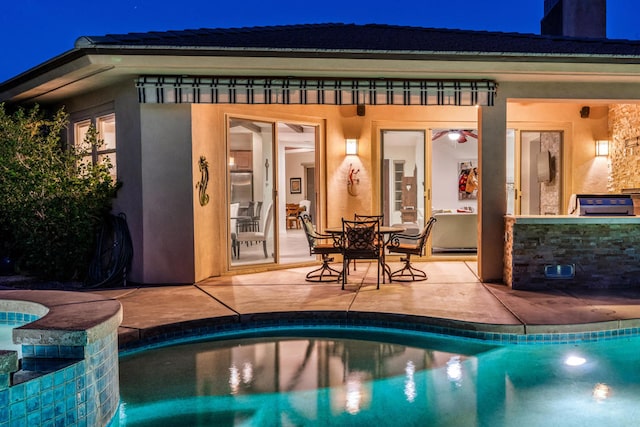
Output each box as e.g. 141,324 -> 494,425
478,98 -> 507,283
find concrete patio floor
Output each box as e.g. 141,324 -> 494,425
85,260 -> 640,347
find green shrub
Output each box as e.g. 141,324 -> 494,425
0,103 -> 119,280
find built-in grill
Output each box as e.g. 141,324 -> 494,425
575,194 -> 635,216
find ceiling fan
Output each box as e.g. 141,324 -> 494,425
432,129 -> 478,143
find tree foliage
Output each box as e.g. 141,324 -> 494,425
0,103 -> 119,280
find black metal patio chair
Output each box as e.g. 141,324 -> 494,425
351,213 -> 384,271
299,213 -> 342,282
341,218 -> 382,290
387,216 -> 437,282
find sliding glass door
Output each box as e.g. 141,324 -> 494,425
430,129 -> 478,256
227,118 -> 318,268
228,118 -> 275,267
381,130 -> 426,230
277,122 -> 317,265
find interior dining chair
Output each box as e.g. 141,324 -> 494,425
238,201 -> 255,232
230,203 -> 239,258
251,201 -> 262,231
354,213 -> 384,223
236,203 -> 273,258
387,216 -> 437,282
299,199 -> 311,215
299,213 -> 342,282
341,218 -> 382,290
286,203 -> 301,229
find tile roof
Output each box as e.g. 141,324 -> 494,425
75,23 -> 640,56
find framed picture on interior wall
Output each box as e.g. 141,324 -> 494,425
458,160 -> 478,200
290,177 -> 302,194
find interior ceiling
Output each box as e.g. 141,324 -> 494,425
279,123 -> 314,151
382,130 -> 424,147
229,120 -> 314,150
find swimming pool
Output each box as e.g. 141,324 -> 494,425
0,324 -> 21,357
116,326 -> 640,426
0,293 -> 121,427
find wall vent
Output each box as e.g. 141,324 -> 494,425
544,264 -> 575,279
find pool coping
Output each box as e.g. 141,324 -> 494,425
4,286 -> 640,352
0,289 -> 122,345
116,309 -> 640,352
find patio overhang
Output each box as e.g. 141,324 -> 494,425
135,76 -> 498,106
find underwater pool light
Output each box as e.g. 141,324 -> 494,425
565,355 -> 586,366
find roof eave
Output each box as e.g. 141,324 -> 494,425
5,45 -> 640,104
71,44 -> 640,63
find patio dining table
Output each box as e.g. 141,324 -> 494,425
324,224 -> 405,282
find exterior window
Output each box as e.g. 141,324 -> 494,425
73,113 -> 117,180
75,119 -> 92,166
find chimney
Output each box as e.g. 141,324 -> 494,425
541,0 -> 606,38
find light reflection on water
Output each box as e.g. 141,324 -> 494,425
117,328 -> 640,427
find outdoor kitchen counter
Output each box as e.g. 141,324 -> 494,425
504,215 -> 640,290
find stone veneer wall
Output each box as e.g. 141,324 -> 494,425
608,104 -> 640,192
503,217 -> 515,287
504,216 -> 640,289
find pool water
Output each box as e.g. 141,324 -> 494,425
116,327 -> 640,427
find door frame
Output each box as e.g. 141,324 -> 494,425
509,122 -> 571,215
226,115 -> 277,268
276,121 -> 320,265
377,125 -> 428,248
226,113 -> 325,271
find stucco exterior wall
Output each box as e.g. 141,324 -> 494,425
61,82 -> 144,282
139,104 -> 194,284
479,100 -> 507,282
192,105 -> 224,281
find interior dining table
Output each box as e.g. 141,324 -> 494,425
324,224 -> 406,283
230,216 -> 252,230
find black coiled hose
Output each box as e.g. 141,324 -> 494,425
85,213 -> 133,288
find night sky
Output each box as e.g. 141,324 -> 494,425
2,0 -> 639,83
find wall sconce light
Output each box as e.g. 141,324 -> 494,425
345,139 -> 358,155
595,140 -> 609,157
